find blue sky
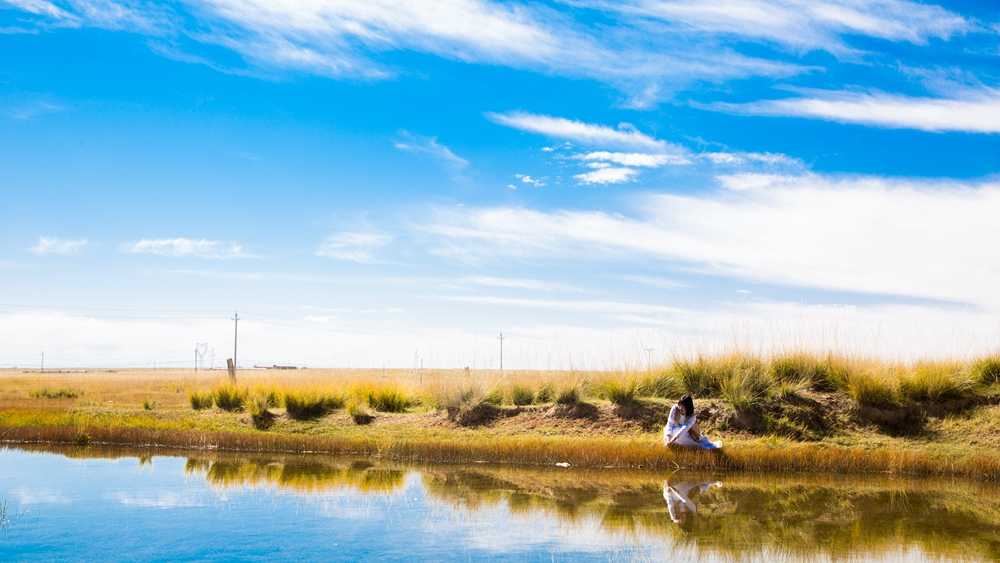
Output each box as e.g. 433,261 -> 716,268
1,0 -> 998,369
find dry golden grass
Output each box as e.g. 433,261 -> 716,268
1,352 -> 999,480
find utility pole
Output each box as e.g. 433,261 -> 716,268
645,348 -> 654,373
195,348 -> 198,372
497,332 -> 505,375
232,311 -> 240,369
39,351 -> 44,372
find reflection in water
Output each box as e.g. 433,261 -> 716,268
184,456 -> 406,494
662,481 -> 721,534
2,445 -> 1000,562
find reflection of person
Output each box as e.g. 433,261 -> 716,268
664,395 -> 722,449
662,481 -> 722,533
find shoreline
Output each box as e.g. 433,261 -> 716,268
3,422 -> 999,481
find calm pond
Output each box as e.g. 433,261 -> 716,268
1,445 -> 998,562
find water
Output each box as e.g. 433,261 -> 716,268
1,445 -> 998,562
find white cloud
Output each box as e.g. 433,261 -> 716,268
573,166 -> 639,184
486,112 -> 670,151
394,131 -> 468,167
576,151 -> 690,167
29,236 -> 88,255
426,173 -> 1000,309
514,174 -> 545,186
715,88 -> 1000,133
602,0 -> 970,54
701,151 -> 801,166
303,315 -> 339,323
120,238 -> 250,258
316,232 -> 393,263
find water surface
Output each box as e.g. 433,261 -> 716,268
1,445 -> 998,562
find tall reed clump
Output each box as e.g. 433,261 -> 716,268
213,383 -> 247,412
359,384 -> 418,413
189,390 -> 214,410
283,390 -> 345,420
141,398 -> 157,411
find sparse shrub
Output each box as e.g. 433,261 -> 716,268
29,388 -> 79,399
363,385 -> 417,413
189,390 -> 214,410
213,383 -> 247,412
347,401 -> 375,425
899,363 -> 976,403
595,377 -> 640,405
142,397 -> 157,410
283,390 -> 344,420
508,384 -> 535,406
845,369 -> 899,408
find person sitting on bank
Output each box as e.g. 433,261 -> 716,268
664,395 -> 722,449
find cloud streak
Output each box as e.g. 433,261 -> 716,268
487,111 -> 672,151
120,238 -> 250,258
316,232 -> 393,263
29,236 -> 87,255
713,88 -> 1000,133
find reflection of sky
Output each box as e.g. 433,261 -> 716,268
0,449 -> 966,563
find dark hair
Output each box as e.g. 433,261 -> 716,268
679,395 -> 695,417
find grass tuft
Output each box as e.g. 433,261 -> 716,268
555,385 -> 581,406
189,390 -> 214,410
347,401 -> 375,425
244,388 -> 276,430
595,376 -> 640,405
899,363 -> 977,403
141,397 -> 157,411
845,368 -> 899,408
361,384 -> 417,413
29,388 -> 79,399
283,389 -> 344,420
508,383 -> 536,406
213,383 -> 247,412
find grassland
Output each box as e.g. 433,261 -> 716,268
2,352 -> 1000,480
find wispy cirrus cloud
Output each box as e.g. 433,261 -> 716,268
595,0 -> 970,54
394,131 -> 468,168
316,232 -> 393,263
120,238 -> 250,258
712,88 -> 1000,133
28,236 -> 87,255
